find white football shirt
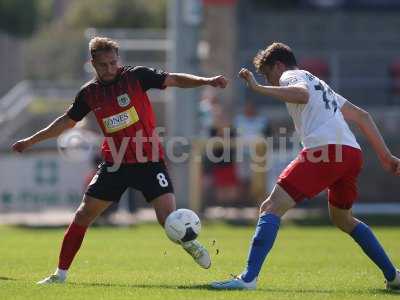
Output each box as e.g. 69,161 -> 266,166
279,69 -> 360,150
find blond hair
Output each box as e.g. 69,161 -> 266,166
89,37 -> 119,59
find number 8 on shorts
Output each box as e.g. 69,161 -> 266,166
157,173 -> 169,187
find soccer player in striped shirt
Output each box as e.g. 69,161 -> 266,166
12,37 -> 228,284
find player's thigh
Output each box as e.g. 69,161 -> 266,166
126,161 -> 175,225
328,176 -> 360,233
74,194 -> 113,226
86,162 -> 128,202
151,193 -> 176,226
260,184 -> 297,217
278,146 -> 350,205
130,161 -> 175,203
328,179 -> 358,211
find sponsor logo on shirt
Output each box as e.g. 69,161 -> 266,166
102,107 -> 139,133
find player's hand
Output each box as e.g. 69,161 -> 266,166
238,68 -> 258,90
381,154 -> 400,176
12,138 -> 33,153
207,75 -> 228,88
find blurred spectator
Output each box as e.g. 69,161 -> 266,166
198,88 -> 219,137
234,101 -> 270,142
234,101 -> 270,204
203,100 -> 240,206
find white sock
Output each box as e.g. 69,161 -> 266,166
181,239 -> 199,249
54,268 -> 67,279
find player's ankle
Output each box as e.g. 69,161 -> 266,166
54,268 -> 68,280
240,273 -> 256,283
386,268 -> 398,283
181,239 -> 198,247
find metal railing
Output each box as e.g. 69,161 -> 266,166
0,81 -> 33,123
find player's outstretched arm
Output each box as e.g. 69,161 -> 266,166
238,68 -> 309,104
12,114 -> 76,153
341,101 -> 400,176
164,73 -> 228,89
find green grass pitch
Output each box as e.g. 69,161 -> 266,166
1,222 -> 399,300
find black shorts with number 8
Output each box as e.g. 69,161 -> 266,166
86,161 -> 174,202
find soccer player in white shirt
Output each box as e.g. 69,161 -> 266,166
211,42 -> 400,291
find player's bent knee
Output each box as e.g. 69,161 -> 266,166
259,198 -> 285,217
259,198 -> 273,213
152,193 -> 176,227
154,206 -> 174,227
335,222 -> 352,233
74,206 -> 97,226
330,215 -> 357,233
73,210 -> 90,226
260,197 -> 295,217
259,184 -> 296,217
157,213 -> 169,227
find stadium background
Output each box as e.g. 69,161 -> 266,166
0,0 -> 399,225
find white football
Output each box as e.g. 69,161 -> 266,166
164,209 -> 201,243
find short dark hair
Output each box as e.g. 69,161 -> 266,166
253,42 -> 297,73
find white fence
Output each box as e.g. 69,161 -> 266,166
0,152 -> 91,213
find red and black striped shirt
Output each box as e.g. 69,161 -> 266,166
66,66 -> 168,163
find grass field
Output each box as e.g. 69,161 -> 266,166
1,222 -> 399,300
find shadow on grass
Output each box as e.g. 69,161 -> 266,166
0,276 -> 16,281
69,282 -> 393,295
264,287 -> 392,296
70,282 -> 214,290
291,215 -> 400,227
14,223 -> 136,230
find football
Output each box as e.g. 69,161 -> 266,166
164,209 -> 201,243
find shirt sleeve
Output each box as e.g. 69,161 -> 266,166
334,92 -> 348,108
279,72 -> 308,88
132,66 -> 168,91
66,89 -> 91,122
